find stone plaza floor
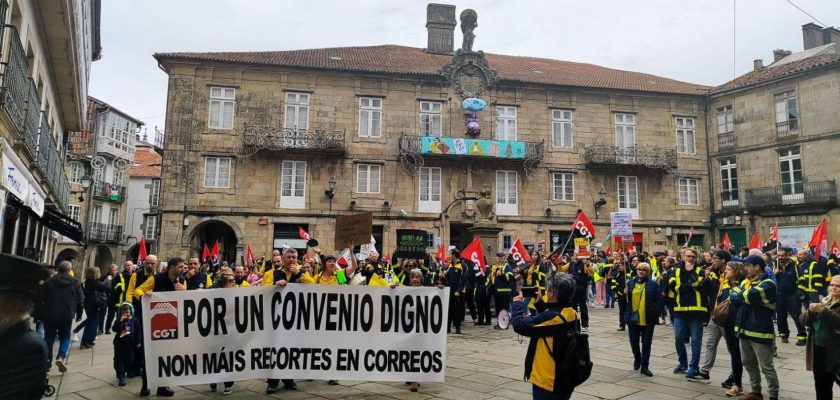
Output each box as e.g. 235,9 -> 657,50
47,305 -> 820,399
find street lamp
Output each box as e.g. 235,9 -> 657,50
324,176 -> 336,199
594,187 -> 607,219
72,174 -> 93,202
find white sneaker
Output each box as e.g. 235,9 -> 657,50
71,333 -> 80,342
581,327 -> 589,332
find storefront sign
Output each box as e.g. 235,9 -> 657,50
28,186 -> 44,217
396,229 -> 428,258
2,155 -> 28,201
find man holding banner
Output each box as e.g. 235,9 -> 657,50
439,249 -> 466,334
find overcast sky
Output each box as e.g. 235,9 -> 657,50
89,0 -> 840,132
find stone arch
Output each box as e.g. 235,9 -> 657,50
93,245 -> 114,270
184,217 -> 243,263
54,248 -> 79,267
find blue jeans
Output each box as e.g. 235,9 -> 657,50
628,324 -> 655,368
673,314 -> 704,374
44,318 -> 72,361
532,384 -> 572,400
82,306 -> 100,345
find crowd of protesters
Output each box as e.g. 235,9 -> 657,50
3,238 -> 839,400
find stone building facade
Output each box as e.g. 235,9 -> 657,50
708,23 -> 840,250
0,0 -> 99,265
152,5 -> 713,261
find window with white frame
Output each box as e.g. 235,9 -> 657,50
418,167 -> 441,213
495,170 -> 518,215
143,215 -> 158,240
69,162 -> 84,184
495,106 -> 517,141
774,91 -> 798,134
720,159 -> 739,206
112,168 -> 124,186
203,157 -> 231,188
779,148 -> 803,202
617,176 -> 639,218
716,105 -> 733,134
551,109 -> 573,148
92,205 -> 102,223
149,179 -> 161,207
284,92 -> 309,130
107,113 -> 137,154
356,164 -> 381,193
552,172 -> 574,201
209,87 -> 235,129
502,234 -> 512,251
420,101 -> 442,137
358,97 -> 382,138
678,178 -> 700,206
676,117 -> 696,154
280,160 -> 306,209
614,113 -> 635,150
93,166 -> 104,182
68,204 -> 80,221
108,208 -> 119,225
426,232 -> 435,248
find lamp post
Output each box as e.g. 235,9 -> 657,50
324,176 -> 336,212
594,187 -> 607,219
71,174 -> 93,202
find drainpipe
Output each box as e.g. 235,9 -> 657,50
704,97 -> 717,247
81,103 -> 110,270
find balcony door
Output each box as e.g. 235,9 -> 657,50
280,160 -> 306,209
720,159 -> 739,207
614,113 -> 635,163
779,148 -> 803,204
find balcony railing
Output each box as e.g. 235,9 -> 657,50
720,189 -> 740,209
1,26 -> 29,134
744,180 -> 836,210
584,145 -> 678,172
36,114 -> 51,169
717,133 -> 737,151
96,136 -> 135,161
88,222 -> 123,243
399,135 -> 545,175
21,79 -> 40,157
92,180 -> 126,203
776,120 -> 798,138
239,125 -> 346,156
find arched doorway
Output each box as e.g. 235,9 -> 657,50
54,248 -> 80,267
93,245 -> 114,270
125,244 -> 139,265
189,220 -> 238,263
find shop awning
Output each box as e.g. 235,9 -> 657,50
6,191 -> 85,244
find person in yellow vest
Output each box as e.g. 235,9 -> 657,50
232,265 -> 250,287
669,248 -> 707,378
489,252 -> 514,325
184,257 -> 213,290
109,261 -> 135,334
262,249 -> 314,287
625,262 -> 663,377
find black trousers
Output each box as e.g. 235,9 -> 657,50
448,293 -> 464,331
813,347 -> 839,400
474,287 -> 491,324
494,293 -> 511,316
573,293 -> 589,328
266,379 -> 296,388
464,288 -> 477,322
102,303 -> 117,333
617,297 -> 628,328
114,346 -> 135,379
776,292 -> 806,339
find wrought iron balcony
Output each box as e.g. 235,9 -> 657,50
744,180 -> 836,210
776,120 -> 798,138
21,79 -> 40,158
1,26 -> 29,135
92,180 -> 126,203
36,116 -> 51,170
88,222 -> 123,243
584,145 -> 678,173
398,135 -> 545,175
239,125 -> 346,156
720,190 -> 740,209
717,133 -> 737,151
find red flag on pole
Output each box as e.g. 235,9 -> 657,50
748,232 -> 761,250
337,248 -> 353,267
570,211 -> 596,240
202,243 -> 210,262
298,227 -> 310,241
508,238 -> 532,265
245,245 -> 256,267
627,243 -> 636,254
210,240 -> 220,266
830,240 -> 839,257
809,217 -> 828,257
461,237 -> 486,274
138,236 -> 148,265
770,223 -> 779,242
685,226 -> 695,247
435,244 -> 446,262
721,232 -> 732,250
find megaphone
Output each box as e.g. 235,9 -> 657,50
496,309 -> 510,330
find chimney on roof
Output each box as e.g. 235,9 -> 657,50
802,22 -> 824,50
773,49 -> 792,62
823,26 -> 840,47
753,59 -> 764,71
426,4 -> 456,55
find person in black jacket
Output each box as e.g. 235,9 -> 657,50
439,250 -> 466,334
610,261 -> 629,331
569,258 -> 593,331
773,248 -> 806,345
0,254 -> 50,400
112,302 -> 140,386
42,260 -> 84,372
81,267 -> 109,348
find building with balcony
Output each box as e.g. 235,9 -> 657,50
0,0 -> 100,266
55,97 -> 143,270
708,23 -> 840,250
123,137 -> 161,260
152,4 -> 711,261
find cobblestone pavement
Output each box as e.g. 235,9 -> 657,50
47,305 -> 817,399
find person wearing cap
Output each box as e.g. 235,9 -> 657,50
669,247 -> 707,378
41,259 -> 84,373
689,250 -> 731,383
773,247 -> 806,346
0,254 -> 50,400
730,255 -> 779,400
490,252 -> 514,325
439,249 -> 466,334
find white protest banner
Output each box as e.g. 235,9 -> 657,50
610,212 -> 633,238
142,284 -> 449,388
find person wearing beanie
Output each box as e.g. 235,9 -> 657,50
731,256 -> 779,400
112,302 -> 140,386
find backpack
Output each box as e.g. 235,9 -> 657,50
543,313 -> 592,391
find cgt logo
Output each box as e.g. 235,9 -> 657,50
149,301 -> 178,340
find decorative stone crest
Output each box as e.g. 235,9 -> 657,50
439,9 -> 498,100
